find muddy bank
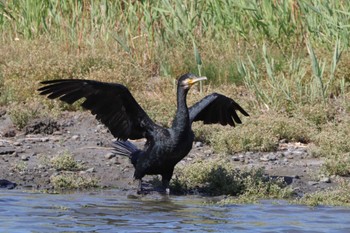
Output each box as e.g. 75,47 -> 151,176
0,110 -> 336,196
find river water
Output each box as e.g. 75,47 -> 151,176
0,190 -> 349,232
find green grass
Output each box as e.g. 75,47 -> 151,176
295,179 -> 350,207
50,172 -> 98,190
172,158 -> 293,199
51,152 -> 84,171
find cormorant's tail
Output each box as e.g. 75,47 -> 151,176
112,140 -> 138,159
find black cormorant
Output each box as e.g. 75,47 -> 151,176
38,73 -> 249,194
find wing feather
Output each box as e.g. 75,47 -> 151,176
189,93 -> 249,126
38,79 -> 157,140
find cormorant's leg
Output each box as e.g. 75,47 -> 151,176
162,170 -> 173,195
162,179 -> 170,195
137,179 -> 143,194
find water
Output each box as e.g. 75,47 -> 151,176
0,190 -> 349,233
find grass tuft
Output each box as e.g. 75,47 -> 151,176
172,159 -> 292,199
51,152 -> 84,171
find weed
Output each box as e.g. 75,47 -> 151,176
51,152 -> 83,171
172,159 -> 292,198
8,103 -> 41,129
295,179 -> 350,207
50,172 -> 98,190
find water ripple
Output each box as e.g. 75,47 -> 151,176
0,190 -> 349,232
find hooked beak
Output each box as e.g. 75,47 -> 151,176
183,76 -> 207,88
189,76 -> 207,85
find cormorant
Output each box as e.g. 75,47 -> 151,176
38,73 -> 249,194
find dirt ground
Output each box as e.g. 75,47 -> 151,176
0,109 -> 337,196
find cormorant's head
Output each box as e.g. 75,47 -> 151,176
178,73 -> 207,90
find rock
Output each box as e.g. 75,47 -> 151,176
268,154 -> 277,161
0,147 -> 16,155
24,118 -> 59,135
0,109 -> 6,117
232,156 -> 240,161
86,167 -> 96,173
41,138 -> 49,142
3,129 -> 16,137
308,181 -> 319,186
71,135 -> 80,140
21,155 -> 30,161
105,152 -> 116,159
194,141 -> 203,148
11,152 -> 18,157
13,141 -> 21,146
110,157 -> 120,164
53,131 -> 62,135
284,152 -> 294,159
320,176 -> 331,183
260,155 -> 269,162
0,179 -> 17,189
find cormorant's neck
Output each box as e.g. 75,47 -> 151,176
172,87 -> 189,130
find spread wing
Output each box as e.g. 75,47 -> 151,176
38,79 -> 157,140
189,93 -> 249,126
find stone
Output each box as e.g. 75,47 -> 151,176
194,141 -> 203,148
13,141 -> 21,146
3,129 -> 16,137
105,152 -> 116,159
320,176 -> 331,183
232,156 -> 240,161
21,155 -> 30,161
260,155 -> 269,162
86,167 -> 96,173
308,181 -> 319,186
0,179 -> 17,189
110,157 -> 120,164
71,135 -> 80,140
0,147 -> 16,155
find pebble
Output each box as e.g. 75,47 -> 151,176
320,176 -> 331,183
110,157 -> 120,164
105,152 -> 116,159
308,181 -> 319,186
3,130 -> 16,137
232,156 -> 240,161
0,147 -> 15,155
13,141 -> 21,146
86,167 -> 96,173
41,138 -> 49,142
21,155 -> 30,161
194,141 -> 203,148
71,135 -> 80,140
259,155 -> 269,162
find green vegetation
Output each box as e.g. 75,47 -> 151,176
295,179 -> 350,207
51,152 -> 84,171
49,152 -> 96,190
1,0 -> 350,202
172,159 -> 293,200
50,172 -> 98,190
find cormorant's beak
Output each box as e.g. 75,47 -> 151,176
188,76 -> 207,86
